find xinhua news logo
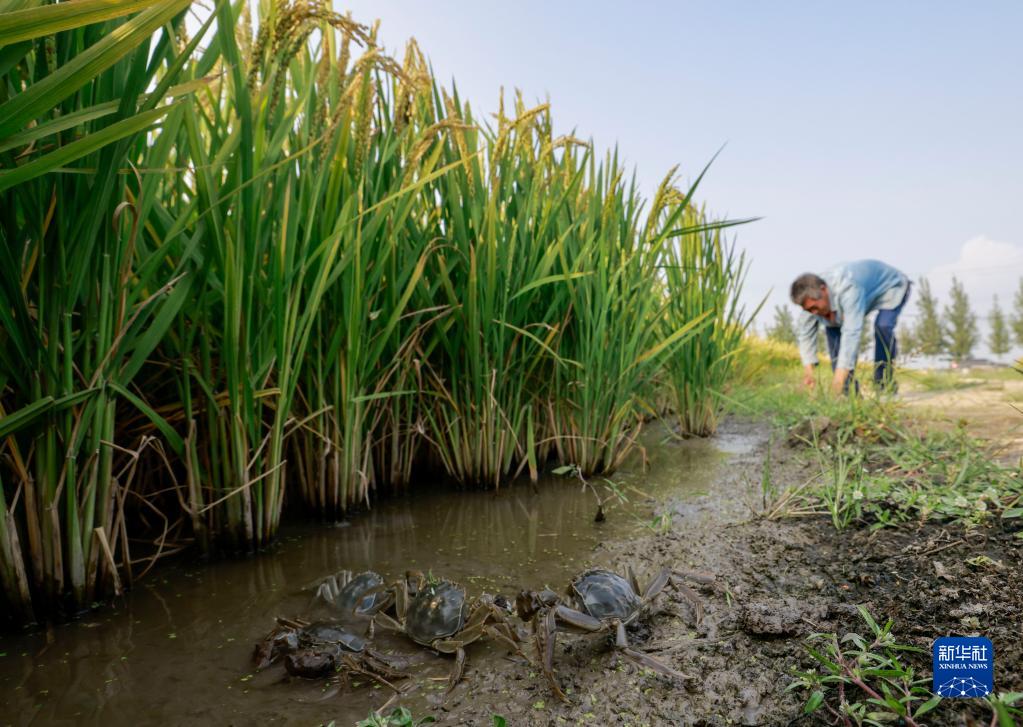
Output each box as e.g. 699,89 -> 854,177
932,636 -> 994,698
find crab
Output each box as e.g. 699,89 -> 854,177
371,572 -> 526,691
252,617 -> 407,691
314,569 -> 393,618
515,566 -> 704,701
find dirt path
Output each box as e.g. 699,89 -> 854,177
436,418 -> 1023,726
902,370 -> 1023,462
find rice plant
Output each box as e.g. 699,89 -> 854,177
413,92 -> 592,485
656,170 -> 758,436
548,153 -> 711,473
290,39 -> 451,513
0,0 -> 208,620
0,0 -> 755,624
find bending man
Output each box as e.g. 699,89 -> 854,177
790,260 -> 911,395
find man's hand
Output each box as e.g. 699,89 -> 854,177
831,367 -> 851,395
803,364 -> 817,391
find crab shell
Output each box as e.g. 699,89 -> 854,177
335,571 -> 387,616
404,580 -> 470,645
284,623 -> 368,678
569,569 -> 642,621
298,622 -> 368,651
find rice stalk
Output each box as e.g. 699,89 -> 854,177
657,172 -> 758,436
0,0 -> 209,620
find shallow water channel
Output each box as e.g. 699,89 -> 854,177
0,424 -> 760,726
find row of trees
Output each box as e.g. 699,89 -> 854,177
767,277 -> 1023,360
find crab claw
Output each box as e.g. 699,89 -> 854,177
515,589 -> 558,621
285,650 -> 335,679
252,624 -> 300,670
490,593 -> 513,614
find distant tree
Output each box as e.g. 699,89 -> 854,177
943,277 -> 977,361
988,295 -> 1010,358
898,323 -> 917,357
913,277 -> 945,356
766,305 -> 797,345
1012,278 -> 1023,346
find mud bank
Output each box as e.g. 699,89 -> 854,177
440,418 -> 1022,726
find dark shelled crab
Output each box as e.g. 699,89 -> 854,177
371,572 -> 527,691
253,617 -> 407,691
516,565 -> 705,702
314,569 -> 393,618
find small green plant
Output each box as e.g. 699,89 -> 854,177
760,436 -> 775,511
647,510 -> 673,534
813,434 -> 863,531
788,606 -> 937,726
987,692 -> 1023,726
553,464 -> 629,522
356,707 -> 436,727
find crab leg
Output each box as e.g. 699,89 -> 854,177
485,623 -> 530,661
619,647 -> 691,680
447,646 -> 467,692
667,573 -> 704,625
538,605 -> 604,702
365,649 -> 411,679
431,602 -> 517,692
476,603 -> 530,658
372,611 -> 405,632
673,568 -> 716,585
551,605 -> 602,633
315,579 -> 340,607
641,567 -> 671,600
539,607 -> 568,703
338,654 -> 405,693
614,620 -> 690,679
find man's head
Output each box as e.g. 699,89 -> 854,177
790,273 -> 831,316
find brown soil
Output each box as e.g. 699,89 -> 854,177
902,371 -> 1023,462
433,418 -> 1023,726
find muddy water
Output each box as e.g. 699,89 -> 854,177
0,425 -> 760,726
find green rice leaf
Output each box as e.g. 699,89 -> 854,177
0,102 -> 180,191
0,0 -> 189,139
108,382 -> 184,456
0,0 -> 166,46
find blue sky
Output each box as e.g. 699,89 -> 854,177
335,2 -> 1022,353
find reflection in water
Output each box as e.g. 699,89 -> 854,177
0,423 -> 763,726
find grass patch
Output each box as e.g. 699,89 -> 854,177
731,339 -> 1023,531
902,369 -> 984,392
788,607 -> 938,726
789,607 -> 1023,726
902,364 -> 1021,392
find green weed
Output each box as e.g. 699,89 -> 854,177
356,707 -> 436,726
788,607 -> 937,726
987,692 -> 1023,726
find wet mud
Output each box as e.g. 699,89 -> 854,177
441,419 -> 1023,726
